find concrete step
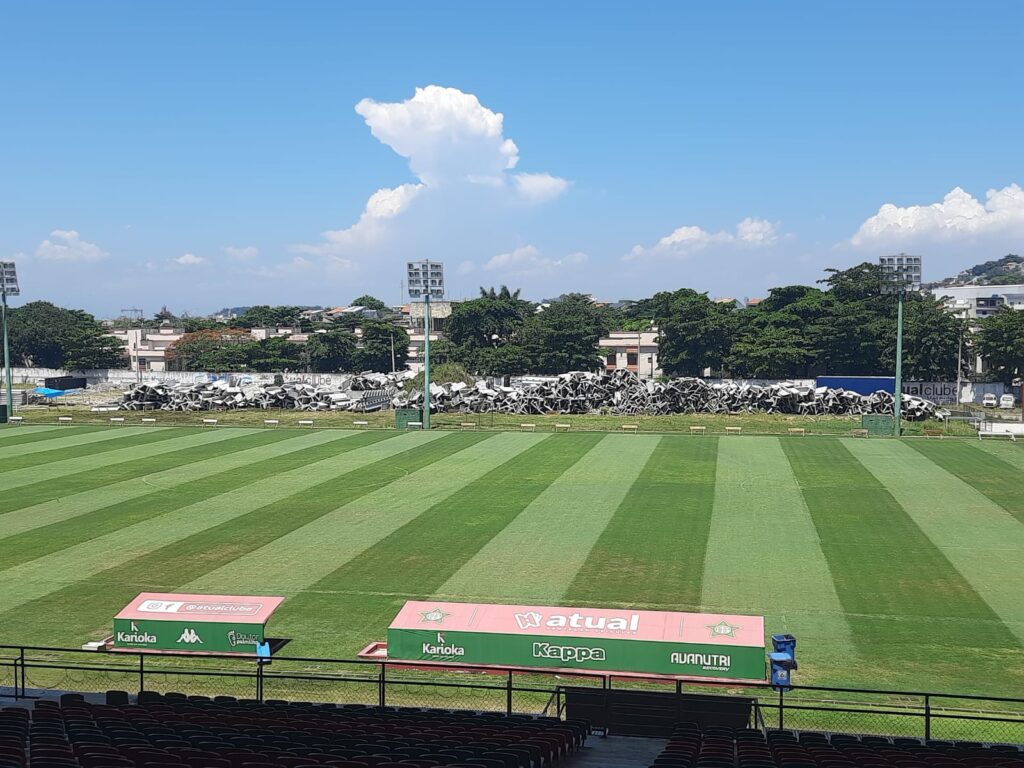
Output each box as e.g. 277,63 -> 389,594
567,735 -> 665,768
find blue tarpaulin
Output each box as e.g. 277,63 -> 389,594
33,387 -> 76,398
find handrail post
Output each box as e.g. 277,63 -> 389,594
924,694 -> 931,742
138,653 -> 145,695
256,661 -> 263,703
602,675 -> 610,738
18,646 -> 25,699
675,679 -> 682,725
778,687 -> 784,730
378,663 -> 386,709
506,670 -> 513,716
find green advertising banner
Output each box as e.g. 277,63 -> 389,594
112,618 -> 265,654
386,601 -> 766,683
111,593 -> 283,656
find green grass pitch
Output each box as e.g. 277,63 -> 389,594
0,424 -> 1022,698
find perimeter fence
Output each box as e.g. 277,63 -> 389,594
2,645 -> 1022,744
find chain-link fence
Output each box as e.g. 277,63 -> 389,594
2,645 -> 1022,745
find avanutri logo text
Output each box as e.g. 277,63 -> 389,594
422,632 -> 465,657
532,642 -> 606,663
117,621 -> 156,645
671,652 -> 731,671
514,611 -> 639,632
177,627 -> 203,644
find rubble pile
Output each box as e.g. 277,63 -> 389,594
396,370 -> 940,420
119,373 -> 403,412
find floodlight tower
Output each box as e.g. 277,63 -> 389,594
406,260 -> 445,430
0,261 -> 20,420
879,254 -> 922,437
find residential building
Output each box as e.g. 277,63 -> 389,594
600,329 -> 661,378
932,284 -> 1024,319
108,324 -> 186,372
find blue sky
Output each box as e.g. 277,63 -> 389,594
2,2 -> 1022,316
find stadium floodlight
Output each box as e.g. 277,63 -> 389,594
406,260 -> 445,429
880,254 -> 922,437
0,261 -> 18,421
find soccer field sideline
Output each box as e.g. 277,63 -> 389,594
0,425 -> 1021,698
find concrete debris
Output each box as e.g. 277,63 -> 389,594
119,369 -> 941,420
118,373 -> 402,413
395,370 -> 941,421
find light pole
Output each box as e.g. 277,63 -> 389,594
880,254 -> 922,437
0,262 -> 20,421
407,259 -> 444,430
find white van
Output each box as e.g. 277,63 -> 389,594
983,393 -> 998,407
999,394 -> 1016,409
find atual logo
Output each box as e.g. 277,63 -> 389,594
419,607 -> 450,624
176,627 -> 204,644
421,631 -> 465,657
514,611 -> 638,633
116,621 -> 157,645
706,620 -> 740,639
532,642 -> 606,663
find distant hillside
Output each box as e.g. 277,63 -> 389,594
926,254 -> 1023,288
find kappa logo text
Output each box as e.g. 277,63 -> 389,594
177,628 -> 204,644
532,642 -> 606,663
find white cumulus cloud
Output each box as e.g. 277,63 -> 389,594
850,184 -> 1024,246
513,172 -> 571,203
174,253 -> 204,265
32,230 -> 108,262
484,245 -> 588,277
355,85 -> 519,186
627,217 -> 778,261
224,245 -> 259,261
293,85 -> 569,259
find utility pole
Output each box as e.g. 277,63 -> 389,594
121,308 -> 144,383
406,260 -> 445,431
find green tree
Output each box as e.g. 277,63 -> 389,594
350,294 -> 389,313
521,294 -> 610,374
234,305 -> 303,328
901,297 -> 965,380
244,337 -> 304,372
649,289 -> 736,376
306,330 -> 359,372
726,286 -> 827,378
7,301 -> 126,370
976,306 -> 1024,381
358,322 -> 409,372
447,290 -> 533,353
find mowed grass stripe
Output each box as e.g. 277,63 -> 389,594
185,432 -> 544,594
440,434 -> 660,603
0,429 -> 356,541
0,428 -> 274,513
0,429 -> 366,568
0,425 -> 104,446
564,437 -> 718,609
272,433 -> 603,656
908,441 -> 1024,524
845,439 -> 1024,650
0,426 -> 183,471
781,439 -> 1018,691
701,437 -> 857,684
0,432 -> 472,644
974,440 -> 1024,471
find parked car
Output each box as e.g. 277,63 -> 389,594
999,394 -> 1016,409
982,393 -> 998,407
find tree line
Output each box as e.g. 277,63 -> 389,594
5,263 -> 1022,381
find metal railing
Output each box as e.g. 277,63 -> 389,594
1,644 -> 1022,744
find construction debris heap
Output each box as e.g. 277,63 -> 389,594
119,370 -> 941,420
